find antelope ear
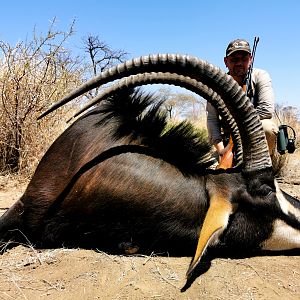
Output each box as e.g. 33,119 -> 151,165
186,195 -> 233,280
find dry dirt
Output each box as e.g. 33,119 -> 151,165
0,152 -> 299,300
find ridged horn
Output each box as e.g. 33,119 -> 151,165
69,72 -> 243,167
38,54 -> 271,171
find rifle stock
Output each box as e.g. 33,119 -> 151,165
216,136 -> 233,169
216,85 -> 247,169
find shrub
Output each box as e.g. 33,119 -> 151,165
0,20 -> 84,176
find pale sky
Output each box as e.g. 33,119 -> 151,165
1,0 -> 299,109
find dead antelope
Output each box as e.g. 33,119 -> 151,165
0,54 -> 299,282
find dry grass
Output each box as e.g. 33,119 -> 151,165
0,20 -> 84,177
0,244 -> 299,299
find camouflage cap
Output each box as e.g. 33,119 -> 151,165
226,39 -> 251,57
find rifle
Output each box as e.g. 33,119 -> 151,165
243,37 -> 259,94
217,37 -> 259,169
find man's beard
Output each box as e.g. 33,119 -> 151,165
232,67 -> 247,77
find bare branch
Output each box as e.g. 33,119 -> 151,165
0,19 -> 83,173
82,34 -> 128,97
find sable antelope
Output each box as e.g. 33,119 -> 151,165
0,54 -> 299,281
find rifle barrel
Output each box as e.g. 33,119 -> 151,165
244,36 -> 259,93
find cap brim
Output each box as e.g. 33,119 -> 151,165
226,49 -> 251,57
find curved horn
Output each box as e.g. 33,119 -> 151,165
39,54 -> 271,171
69,72 -> 243,167
37,54 -> 235,118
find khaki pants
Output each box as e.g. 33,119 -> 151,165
261,119 -> 278,156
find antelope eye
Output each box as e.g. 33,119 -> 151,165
259,184 -> 274,197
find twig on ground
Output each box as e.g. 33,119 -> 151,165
143,251 -> 155,265
6,230 -> 42,265
11,277 -> 28,300
153,261 -> 178,289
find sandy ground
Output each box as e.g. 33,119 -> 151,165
0,152 -> 299,300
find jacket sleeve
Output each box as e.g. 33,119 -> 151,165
206,102 -> 223,144
253,69 -> 275,119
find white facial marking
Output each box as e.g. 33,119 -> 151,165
275,180 -> 300,221
262,219 -> 300,251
